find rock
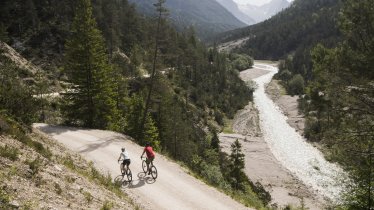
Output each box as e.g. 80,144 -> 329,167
68,192 -> 75,198
10,200 -> 20,208
54,165 -> 63,172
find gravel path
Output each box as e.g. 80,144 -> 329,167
34,123 -> 252,210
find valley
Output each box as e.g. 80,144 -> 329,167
1,0 -> 373,209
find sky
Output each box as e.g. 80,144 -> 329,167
233,0 -> 294,6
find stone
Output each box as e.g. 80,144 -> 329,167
54,165 -> 63,172
9,200 -> 20,208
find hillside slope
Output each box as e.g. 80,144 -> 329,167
128,0 -> 246,40
215,0 -> 255,25
0,119 -> 137,209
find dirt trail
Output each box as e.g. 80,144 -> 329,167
34,123 -> 252,210
219,62 -> 325,209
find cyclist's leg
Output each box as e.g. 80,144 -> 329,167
148,157 -> 154,174
121,161 -> 125,174
126,159 -> 131,172
146,158 -> 151,174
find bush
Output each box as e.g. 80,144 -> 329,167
0,145 -> 19,161
287,74 -> 305,95
55,183 -> 62,195
100,200 -> 113,210
0,186 -> 10,208
83,191 -> 93,204
277,69 -> 292,81
304,117 -> 322,141
230,54 -> 254,71
26,157 -> 42,176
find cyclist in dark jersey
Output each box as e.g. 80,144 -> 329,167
141,143 -> 155,175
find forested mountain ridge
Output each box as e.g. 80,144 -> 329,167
0,0 -> 269,208
128,0 -> 247,41
218,0 -> 341,60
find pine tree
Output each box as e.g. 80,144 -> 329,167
138,0 -> 168,142
229,139 -> 246,191
211,131 -> 220,151
62,0 -> 118,129
144,113 -> 160,151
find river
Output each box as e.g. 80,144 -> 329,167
252,63 -> 346,203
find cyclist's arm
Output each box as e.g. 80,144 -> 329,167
118,154 -> 122,162
141,149 -> 145,158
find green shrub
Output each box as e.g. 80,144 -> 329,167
287,74 -> 305,96
0,145 -> 19,161
55,183 -> 62,195
100,200 -> 113,210
83,191 -> 93,204
230,53 -> 254,71
0,186 -> 10,208
304,117 -> 322,141
26,157 -> 42,176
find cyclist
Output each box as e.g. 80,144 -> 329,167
118,147 -> 131,175
141,142 -> 155,175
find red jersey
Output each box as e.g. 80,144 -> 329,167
144,146 -> 155,158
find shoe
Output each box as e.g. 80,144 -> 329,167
148,171 -> 151,175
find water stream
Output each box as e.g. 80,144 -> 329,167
252,63 -> 346,202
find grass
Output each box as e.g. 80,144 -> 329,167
83,191 -> 93,204
0,185 -> 10,207
61,156 -> 127,199
0,145 -> 19,161
25,157 -> 42,177
222,118 -> 234,134
175,160 -> 269,210
100,200 -> 113,210
1,116 -> 52,159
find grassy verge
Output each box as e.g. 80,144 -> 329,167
222,118 -> 234,134
61,156 -> 129,200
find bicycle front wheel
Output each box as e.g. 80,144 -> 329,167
150,165 -> 158,180
142,160 -> 148,173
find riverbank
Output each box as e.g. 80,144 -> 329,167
219,62 -> 325,209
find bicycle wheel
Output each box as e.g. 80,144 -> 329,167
126,168 -> 132,182
120,163 -> 125,175
142,160 -> 148,173
150,165 -> 158,179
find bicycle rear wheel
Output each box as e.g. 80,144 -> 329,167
142,160 -> 147,173
150,165 -> 158,179
126,168 -> 132,182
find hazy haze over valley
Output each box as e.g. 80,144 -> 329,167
233,0 -> 293,6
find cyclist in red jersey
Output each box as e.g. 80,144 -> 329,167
141,142 -> 155,175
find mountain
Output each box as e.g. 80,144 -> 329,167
215,0 -> 255,25
239,0 -> 290,23
128,0 -> 246,40
217,0 -> 341,60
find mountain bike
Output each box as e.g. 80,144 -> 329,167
119,161 -> 132,182
141,157 -> 158,180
